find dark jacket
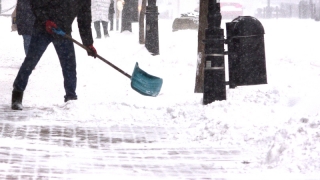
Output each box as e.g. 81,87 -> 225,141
31,0 -> 93,46
16,0 -> 35,35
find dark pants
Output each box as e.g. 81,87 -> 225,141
94,21 -> 109,38
109,16 -> 114,31
22,35 -> 32,56
13,31 -> 77,100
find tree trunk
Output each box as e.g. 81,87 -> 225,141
194,0 -> 208,93
139,0 -> 147,44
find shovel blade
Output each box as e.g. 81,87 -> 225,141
131,62 -> 163,97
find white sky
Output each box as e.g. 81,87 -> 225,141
1,2 -> 320,178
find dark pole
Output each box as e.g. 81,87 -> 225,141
109,0 -> 115,31
145,0 -> 159,55
121,0 -> 133,32
203,0 -> 226,105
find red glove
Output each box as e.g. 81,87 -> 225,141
87,45 -> 97,58
45,20 -> 58,34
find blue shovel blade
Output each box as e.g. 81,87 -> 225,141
131,62 -> 163,97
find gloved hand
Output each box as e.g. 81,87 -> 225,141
87,45 -> 97,58
45,20 -> 58,34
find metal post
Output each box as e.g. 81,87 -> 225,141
203,0 -> 226,105
145,0 -> 159,55
121,0 -> 132,32
110,0 -> 115,31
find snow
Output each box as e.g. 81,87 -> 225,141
0,0 -> 16,14
1,14 -> 320,177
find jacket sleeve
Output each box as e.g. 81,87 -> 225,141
30,0 -> 50,24
77,0 -> 94,46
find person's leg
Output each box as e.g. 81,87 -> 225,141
12,32 -> 51,110
94,21 -> 102,38
13,32 -> 51,92
22,35 -> 32,55
102,21 -> 109,37
110,16 -> 114,31
52,36 -> 77,102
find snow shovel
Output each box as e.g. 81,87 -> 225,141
53,29 -> 163,97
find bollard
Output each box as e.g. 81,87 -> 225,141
121,0 -> 138,32
201,2 -> 267,105
121,0 -> 137,32
145,0 -> 159,55
109,0 -> 115,31
203,0 -> 226,105
226,16 -> 267,88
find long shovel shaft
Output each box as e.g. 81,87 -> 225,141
64,34 -> 132,79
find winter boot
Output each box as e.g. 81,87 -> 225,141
11,90 -> 24,110
64,95 -> 78,102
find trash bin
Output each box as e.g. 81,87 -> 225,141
226,16 -> 267,88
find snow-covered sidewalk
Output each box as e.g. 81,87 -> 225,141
0,116 -> 319,180
1,15 -> 320,179
0,118 -> 243,180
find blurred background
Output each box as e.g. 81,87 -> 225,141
1,0 -> 320,21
